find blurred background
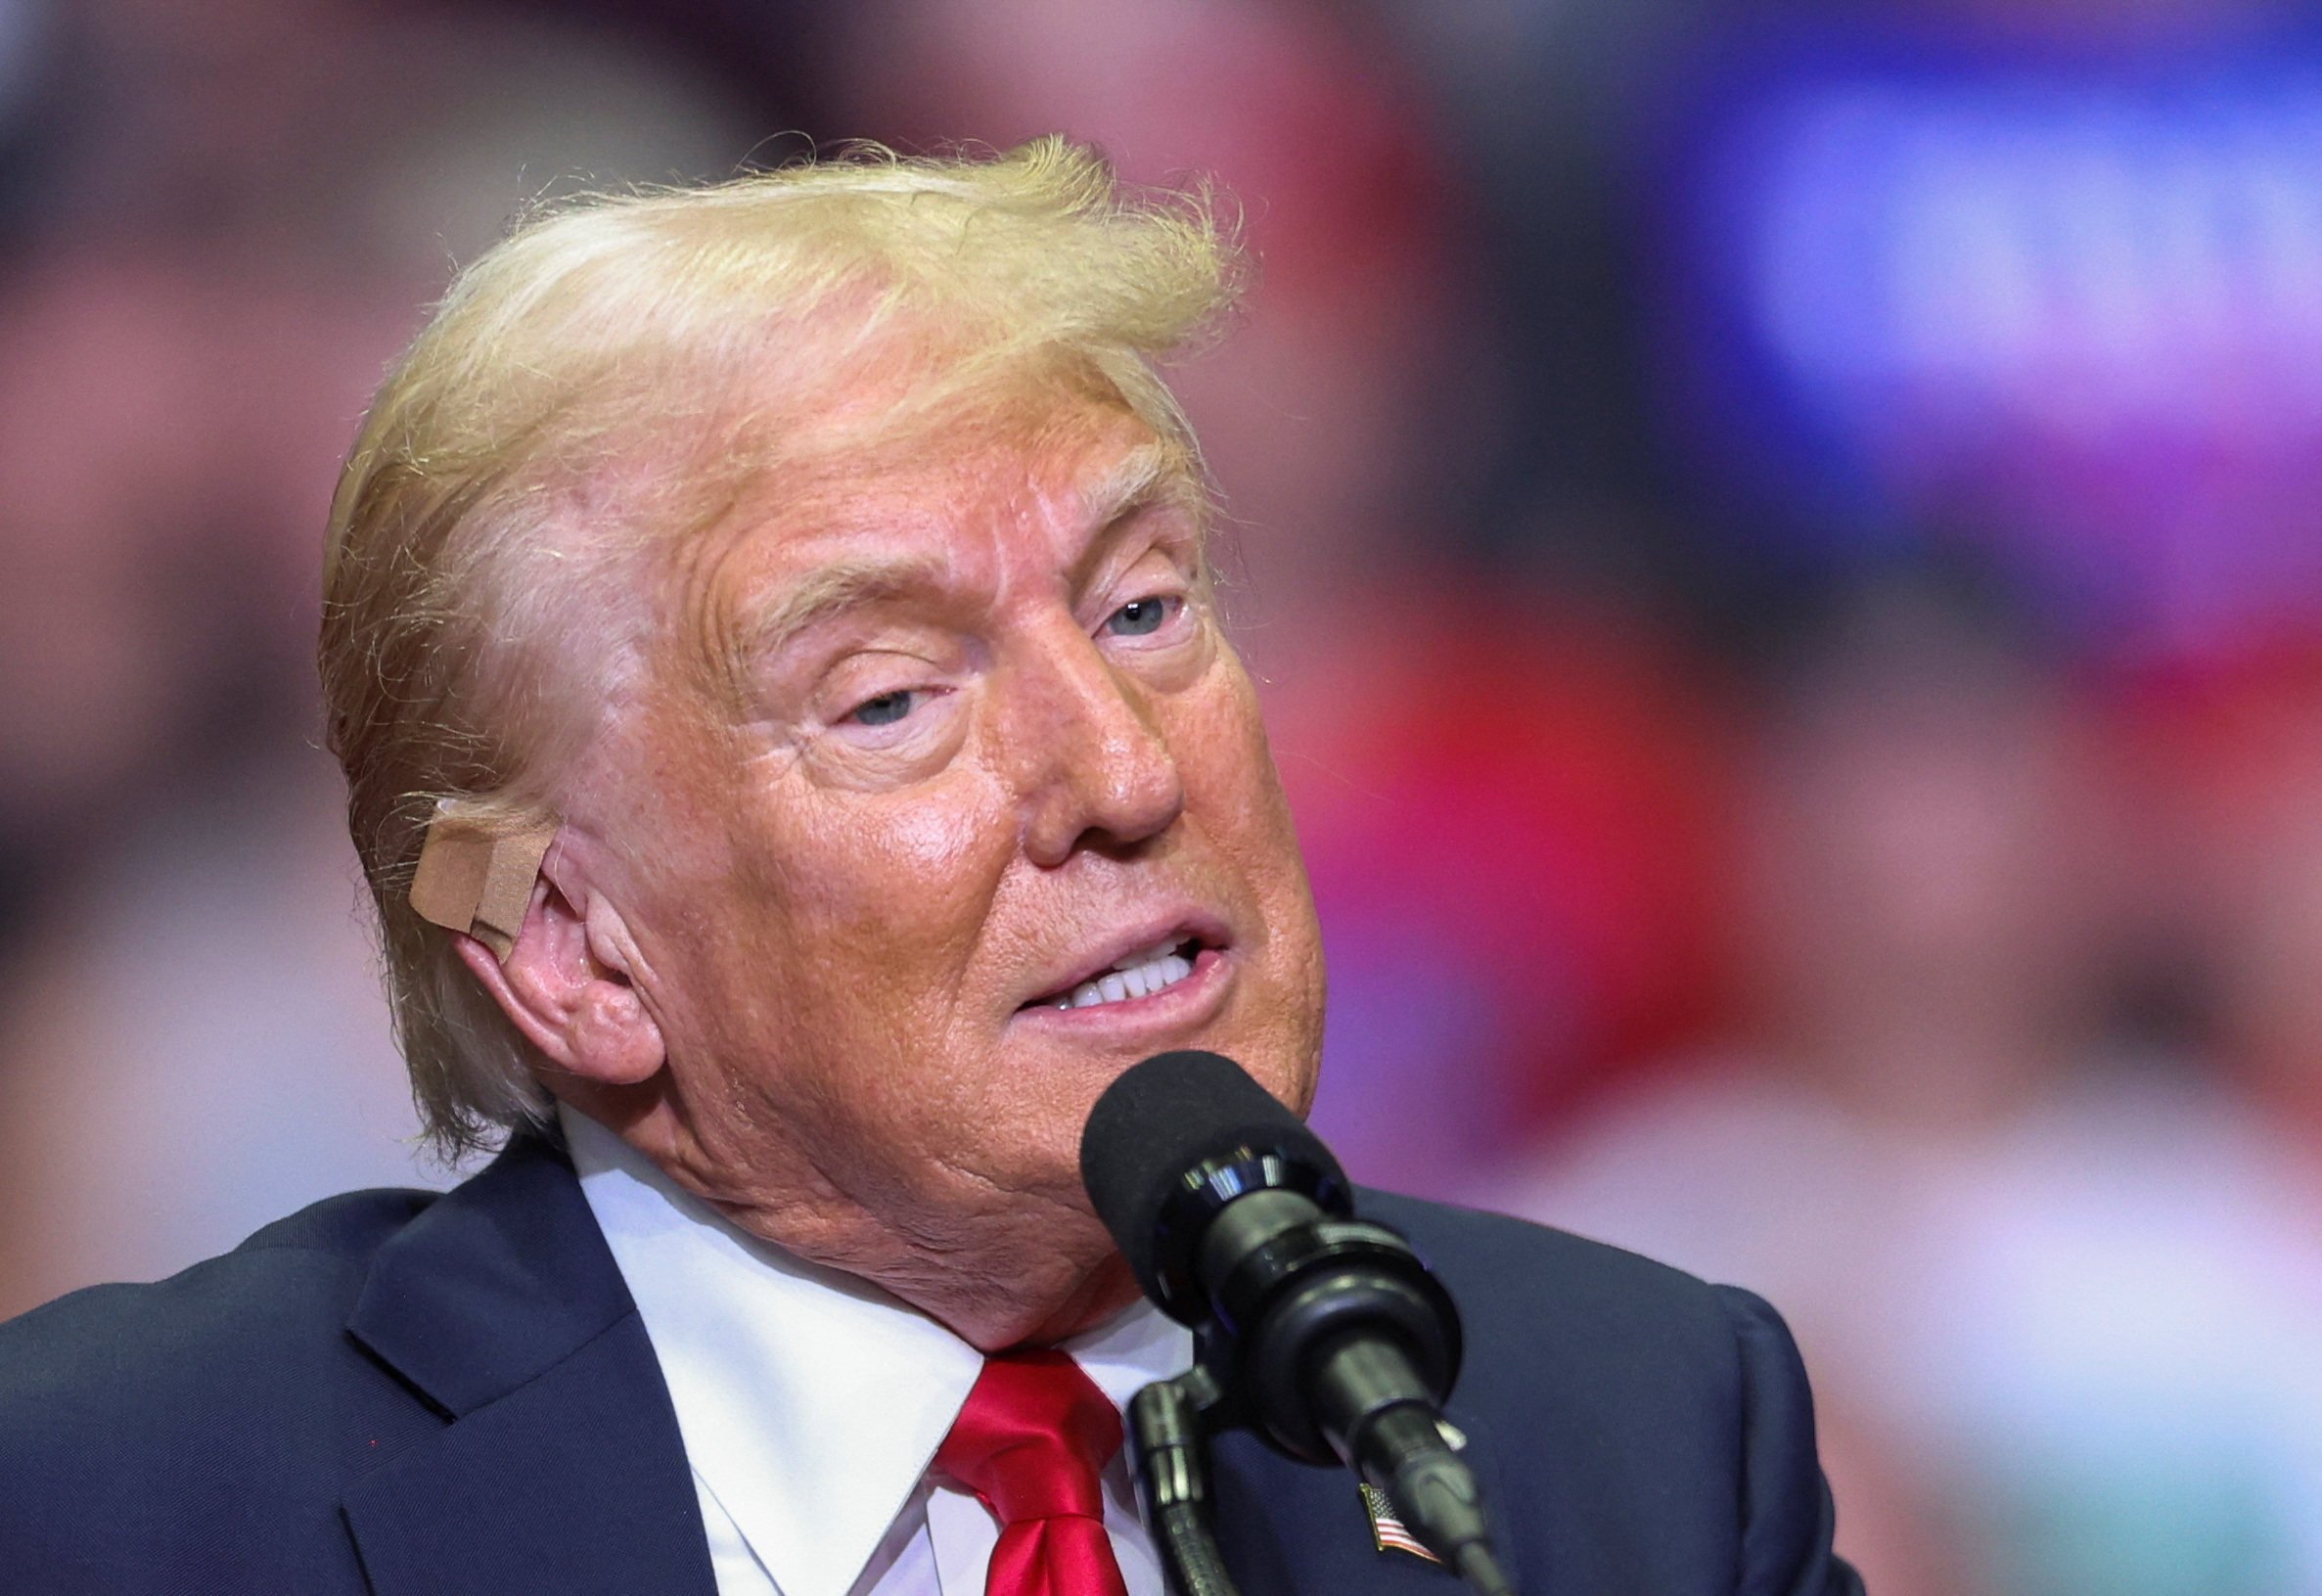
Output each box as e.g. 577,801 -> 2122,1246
2,0 -> 2320,1589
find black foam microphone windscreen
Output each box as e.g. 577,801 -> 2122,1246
1078,1049 -> 1343,1305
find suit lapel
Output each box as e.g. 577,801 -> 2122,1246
341,1137 -> 715,1596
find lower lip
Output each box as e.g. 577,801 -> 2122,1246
1011,945 -> 1232,1036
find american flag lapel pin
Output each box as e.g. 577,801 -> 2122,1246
1359,1419 -> 1468,1566
1358,1483 -> 1441,1565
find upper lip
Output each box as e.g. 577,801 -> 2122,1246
1017,907 -> 1231,1010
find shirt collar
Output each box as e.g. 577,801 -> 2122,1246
561,1106 -> 1192,1596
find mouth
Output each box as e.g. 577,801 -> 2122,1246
1018,930 -> 1221,1014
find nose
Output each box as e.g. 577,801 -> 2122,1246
1012,624 -> 1187,868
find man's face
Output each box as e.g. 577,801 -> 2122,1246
564,389 -> 1325,1345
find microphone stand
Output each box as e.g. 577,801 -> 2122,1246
1130,1362 -> 1241,1596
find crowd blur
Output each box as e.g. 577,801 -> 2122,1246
2,1 -> 2319,1592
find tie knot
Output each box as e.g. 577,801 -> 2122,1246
936,1349 -> 1123,1526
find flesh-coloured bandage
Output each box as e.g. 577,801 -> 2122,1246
409,811 -> 557,962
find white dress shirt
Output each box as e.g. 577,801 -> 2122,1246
562,1107 -> 1196,1596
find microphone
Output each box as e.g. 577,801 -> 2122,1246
1080,1050 -> 1515,1596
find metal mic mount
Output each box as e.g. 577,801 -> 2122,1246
1129,1365 -> 1238,1596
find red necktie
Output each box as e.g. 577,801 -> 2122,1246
935,1349 -> 1132,1596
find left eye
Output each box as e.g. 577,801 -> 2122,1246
1106,596 -> 1177,637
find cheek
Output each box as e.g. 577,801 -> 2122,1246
706,765 -> 1020,1042
1179,663 -> 1307,887
777,780 -> 998,923
1173,662 -> 1327,1096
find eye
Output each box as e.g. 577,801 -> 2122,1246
1105,595 -> 1179,638
849,689 -> 920,727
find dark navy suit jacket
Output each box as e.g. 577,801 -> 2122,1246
0,1136 -> 1863,1594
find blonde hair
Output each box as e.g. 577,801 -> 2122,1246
320,138 -> 1240,1159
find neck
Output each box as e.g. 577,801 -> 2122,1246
556,1089 -> 1142,1353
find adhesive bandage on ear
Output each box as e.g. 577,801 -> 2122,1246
408,810 -> 559,962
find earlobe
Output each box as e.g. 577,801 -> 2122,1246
453,873 -> 666,1086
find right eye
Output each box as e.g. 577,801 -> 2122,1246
848,689 -> 920,727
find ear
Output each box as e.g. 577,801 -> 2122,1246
453,852 -> 666,1088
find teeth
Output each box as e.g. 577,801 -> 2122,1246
1059,939 -> 1198,1010
1111,935 -> 1184,973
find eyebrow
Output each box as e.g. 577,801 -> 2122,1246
737,556 -> 947,662
1076,440 -> 1202,533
